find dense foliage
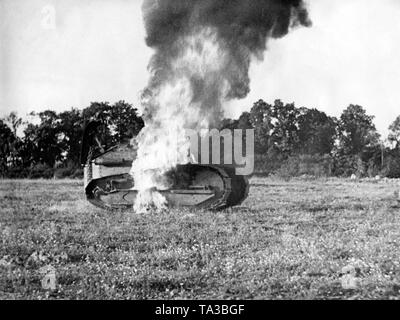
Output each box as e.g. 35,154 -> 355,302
221,99 -> 400,178
0,99 -> 399,179
0,101 -> 144,179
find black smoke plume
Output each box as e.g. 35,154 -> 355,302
141,0 -> 311,125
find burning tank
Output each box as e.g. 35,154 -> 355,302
81,120 -> 249,211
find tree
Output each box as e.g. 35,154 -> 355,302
334,105 -> 381,177
3,112 -> 24,167
58,108 -> 85,166
109,101 -> 144,143
297,108 -> 337,155
0,119 -> 16,175
249,99 -> 273,154
247,99 -> 301,174
82,101 -> 145,150
220,118 -> 238,130
82,102 -> 119,149
22,110 -> 64,167
389,115 -> 400,149
269,100 -> 300,155
237,112 -> 253,130
338,104 -> 380,156
5,112 -> 23,136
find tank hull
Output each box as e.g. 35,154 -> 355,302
84,163 -> 249,211
81,121 -> 249,211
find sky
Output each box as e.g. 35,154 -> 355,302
1,0 -> 400,136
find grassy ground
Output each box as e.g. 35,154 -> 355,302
1,177 -> 400,300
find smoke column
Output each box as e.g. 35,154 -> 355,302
131,0 -> 311,212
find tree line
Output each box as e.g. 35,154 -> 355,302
221,99 -> 400,178
1,99 -> 400,179
0,101 -> 144,178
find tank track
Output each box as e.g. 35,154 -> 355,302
85,164 -> 249,211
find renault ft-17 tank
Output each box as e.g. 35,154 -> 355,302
81,121 -> 249,211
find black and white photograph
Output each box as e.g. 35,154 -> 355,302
1,0 -> 400,305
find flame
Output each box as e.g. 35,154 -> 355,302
130,28 -> 229,213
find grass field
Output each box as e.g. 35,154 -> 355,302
1,177 -> 400,300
